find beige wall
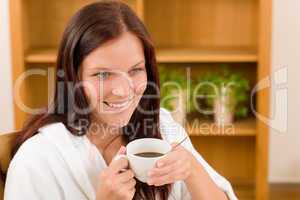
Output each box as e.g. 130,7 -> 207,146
0,0 -> 14,133
269,0 -> 300,182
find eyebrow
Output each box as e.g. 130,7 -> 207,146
91,60 -> 145,71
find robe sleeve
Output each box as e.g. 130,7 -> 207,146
4,146 -> 64,200
159,108 -> 238,200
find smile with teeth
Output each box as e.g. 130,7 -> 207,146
104,98 -> 133,108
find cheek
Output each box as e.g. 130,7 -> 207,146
133,74 -> 147,95
82,81 -> 96,102
82,80 -> 110,103
95,82 -> 111,100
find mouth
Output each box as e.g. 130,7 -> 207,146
103,98 -> 134,109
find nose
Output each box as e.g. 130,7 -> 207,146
112,87 -> 126,96
111,77 -> 133,98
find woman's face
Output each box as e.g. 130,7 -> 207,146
80,31 -> 147,127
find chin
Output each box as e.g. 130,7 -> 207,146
102,115 -> 131,128
97,107 -> 135,128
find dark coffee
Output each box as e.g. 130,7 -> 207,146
134,152 -> 164,158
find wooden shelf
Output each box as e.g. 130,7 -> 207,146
186,117 -> 256,136
233,183 -> 255,200
156,48 -> 258,63
25,47 -> 258,64
11,1 -> 271,199
25,48 -> 57,63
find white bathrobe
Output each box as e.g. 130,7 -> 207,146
4,108 -> 237,200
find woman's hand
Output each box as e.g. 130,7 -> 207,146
96,146 -> 136,200
148,143 -> 229,199
147,143 -> 196,186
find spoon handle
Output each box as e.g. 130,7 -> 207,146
167,136 -> 188,153
174,136 -> 188,148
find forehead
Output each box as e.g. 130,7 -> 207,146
82,31 -> 145,71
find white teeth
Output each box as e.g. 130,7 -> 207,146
105,99 -> 133,108
109,102 -> 127,108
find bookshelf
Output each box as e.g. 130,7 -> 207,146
186,117 -> 257,137
25,47 -> 258,64
9,0 -> 272,199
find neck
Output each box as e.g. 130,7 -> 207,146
86,120 -> 123,151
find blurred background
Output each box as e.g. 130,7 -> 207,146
0,0 -> 299,200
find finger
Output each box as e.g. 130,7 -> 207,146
148,171 -> 180,186
124,187 -> 136,199
130,188 -> 136,195
110,146 -> 127,172
171,142 -> 185,151
148,163 -> 189,186
122,178 -> 136,190
117,146 -> 127,155
117,169 -> 135,183
109,157 -> 129,173
171,142 -> 179,148
155,151 -> 179,167
148,162 -> 178,177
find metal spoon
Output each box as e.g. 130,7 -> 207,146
165,136 -> 188,154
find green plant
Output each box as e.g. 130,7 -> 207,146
158,65 -> 197,113
196,66 -> 250,118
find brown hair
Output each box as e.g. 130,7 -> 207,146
12,0 -> 171,199
0,164 -> 5,184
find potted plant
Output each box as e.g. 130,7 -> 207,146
158,66 -> 197,125
196,67 -> 250,126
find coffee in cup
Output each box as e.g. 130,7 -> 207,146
114,138 -> 171,183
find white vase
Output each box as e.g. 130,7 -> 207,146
213,87 -> 234,126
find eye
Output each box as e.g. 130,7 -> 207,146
129,67 -> 145,75
93,71 -> 111,79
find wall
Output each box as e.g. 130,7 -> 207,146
0,0 -> 14,133
269,0 -> 300,183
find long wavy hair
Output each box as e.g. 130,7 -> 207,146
11,1 -> 171,199
0,164 -> 5,184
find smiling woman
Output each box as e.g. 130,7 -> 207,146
79,31 -> 148,127
6,1 -> 171,199
4,1 -> 236,200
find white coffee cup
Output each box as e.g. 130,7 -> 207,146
114,138 -> 171,183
